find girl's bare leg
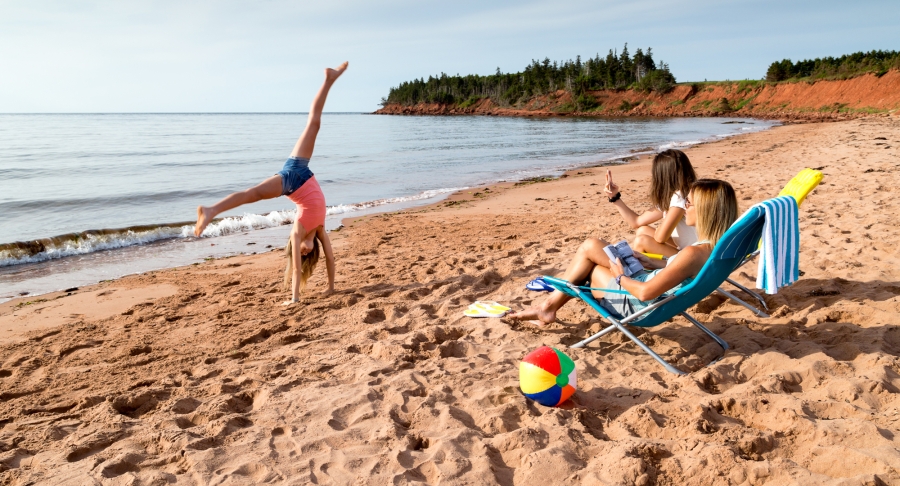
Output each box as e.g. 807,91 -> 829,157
632,226 -> 679,257
194,175 -> 283,236
589,265 -> 616,299
509,237 -> 612,325
197,62 -> 347,236
290,62 -> 348,160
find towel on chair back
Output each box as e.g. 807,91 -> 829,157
755,196 -> 800,294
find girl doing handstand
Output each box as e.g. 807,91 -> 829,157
194,62 -> 348,305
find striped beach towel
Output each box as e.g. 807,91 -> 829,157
755,196 -> 800,294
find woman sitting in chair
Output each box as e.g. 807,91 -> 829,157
509,179 -> 738,325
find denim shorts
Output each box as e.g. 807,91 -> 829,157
277,157 -> 314,196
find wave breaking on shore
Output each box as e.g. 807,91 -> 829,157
0,187 -> 469,268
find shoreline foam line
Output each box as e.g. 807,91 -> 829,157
0,120 -> 775,268
0,186 -> 470,268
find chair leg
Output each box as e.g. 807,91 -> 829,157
570,324 -> 616,349
570,320 -> 687,375
612,321 -> 688,376
725,278 -> 769,311
716,287 -> 770,318
680,312 -> 728,351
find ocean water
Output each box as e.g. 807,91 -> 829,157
0,113 -> 775,300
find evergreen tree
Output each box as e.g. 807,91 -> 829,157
382,43 -> 679,106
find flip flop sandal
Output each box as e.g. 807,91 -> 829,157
471,301 -> 511,313
525,277 -> 554,292
464,307 -> 508,318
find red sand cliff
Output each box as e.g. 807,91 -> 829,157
375,70 -> 900,121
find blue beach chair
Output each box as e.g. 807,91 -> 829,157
542,203 -> 768,375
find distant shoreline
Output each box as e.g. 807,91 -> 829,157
375,70 -> 900,123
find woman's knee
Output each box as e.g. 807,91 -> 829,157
580,237 -> 609,252
635,226 -> 655,237
633,234 -> 651,252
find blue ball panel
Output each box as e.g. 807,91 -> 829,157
525,385 -> 562,407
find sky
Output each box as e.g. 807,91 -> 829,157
1,0 -> 897,113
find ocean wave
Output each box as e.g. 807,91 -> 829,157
657,140 -> 704,151
196,210 -> 296,237
0,224 -> 194,267
0,187 -> 468,267
325,187 -> 467,215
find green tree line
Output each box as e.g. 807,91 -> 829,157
766,50 -> 900,82
382,44 -> 676,109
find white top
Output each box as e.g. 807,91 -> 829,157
663,191 -> 698,250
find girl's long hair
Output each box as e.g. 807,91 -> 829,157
691,179 -> 738,247
650,149 -> 697,212
284,235 -> 320,291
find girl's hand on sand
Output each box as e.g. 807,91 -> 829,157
605,169 -> 620,197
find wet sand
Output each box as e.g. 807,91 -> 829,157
1,114 -> 899,484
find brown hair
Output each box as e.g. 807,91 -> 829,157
650,149 -> 697,212
691,179 -> 738,247
284,235 -> 320,291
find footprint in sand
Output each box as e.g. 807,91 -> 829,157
268,426 -> 297,458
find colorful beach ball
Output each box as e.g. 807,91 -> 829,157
519,346 -> 577,407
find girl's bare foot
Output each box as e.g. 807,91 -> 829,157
507,305 -> 557,326
281,299 -> 299,306
195,206 -> 215,237
325,62 -> 348,82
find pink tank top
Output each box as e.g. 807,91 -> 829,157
286,176 -> 326,232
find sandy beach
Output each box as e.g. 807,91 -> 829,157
2,114 -> 900,484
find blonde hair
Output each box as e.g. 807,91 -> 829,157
284,236 -> 320,291
650,149 -> 697,212
691,179 -> 738,247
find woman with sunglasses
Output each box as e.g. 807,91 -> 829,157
508,179 -> 738,325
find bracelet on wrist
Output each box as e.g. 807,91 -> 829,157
608,192 -> 621,203
615,274 -> 625,286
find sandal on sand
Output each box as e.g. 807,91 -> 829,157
464,301 -> 511,318
526,277 -> 554,292
473,301 -> 511,312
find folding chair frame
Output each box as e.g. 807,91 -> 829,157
718,251 -> 770,318
559,281 -> 728,376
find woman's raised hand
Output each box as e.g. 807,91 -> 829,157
605,169 -> 620,197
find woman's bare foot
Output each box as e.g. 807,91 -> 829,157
281,299 -> 299,306
507,304 -> 557,326
195,206 -> 215,237
325,62 -> 348,82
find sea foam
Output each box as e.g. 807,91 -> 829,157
0,187 -> 467,267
